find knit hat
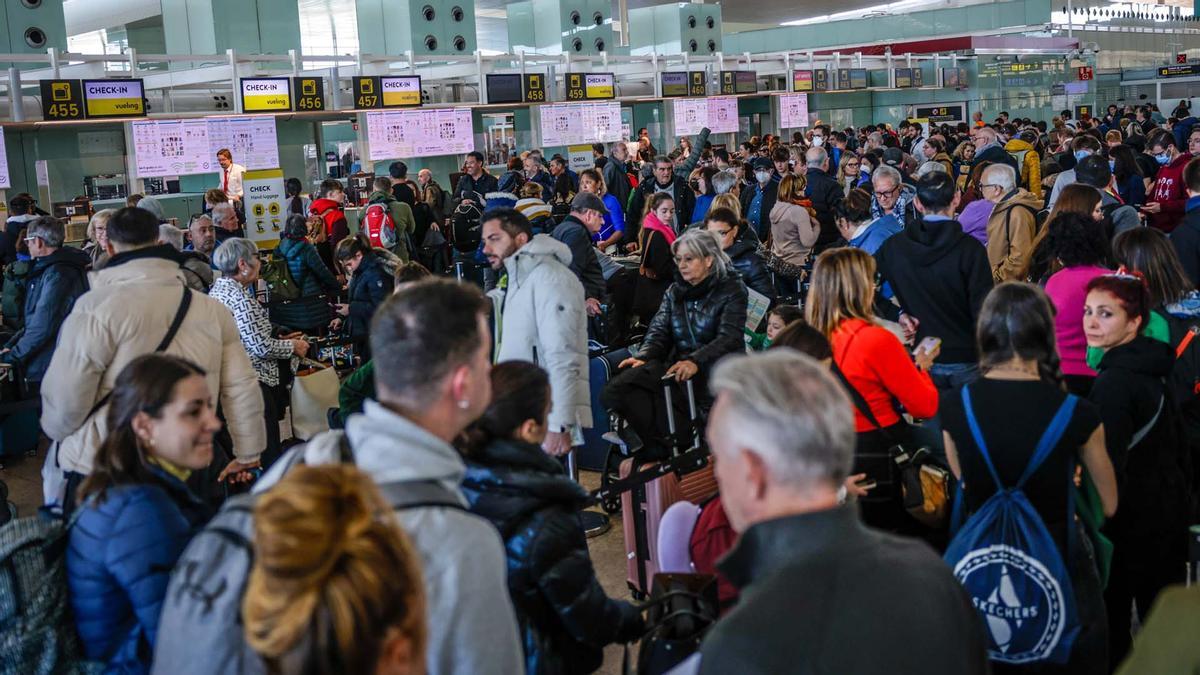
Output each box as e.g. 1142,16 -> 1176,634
485,192 -> 518,210
515,197 -> 551,221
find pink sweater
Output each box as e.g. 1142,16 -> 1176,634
1044,265 -> 1110,377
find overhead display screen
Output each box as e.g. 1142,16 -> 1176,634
673,96 -> 739,136
82,79 -> 145,118
539,102 -> 622,146
778,93 -> 810,129
486,74 -> 524,104
132,117 -> 280,178
366,108 -> 475,160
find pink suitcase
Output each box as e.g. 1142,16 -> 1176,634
619,378 -> 717,598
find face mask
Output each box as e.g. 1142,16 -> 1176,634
688,180 -> 701,192
812,136 -> 825,147
1156,152 -> 1171,165
1108,160 -> 1116,171
1074,150 -> 1091,162
755,171 -> 771,184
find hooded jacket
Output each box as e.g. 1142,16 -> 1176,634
1089,336 -> 1190,573
462,438 -> 644,675
725,240 -> 775,301
1149,152 -> 1191,233
637,271 -> 748,370
345,251 -> 393,338
41,247 -> 265,475
309,197 -> 349,249
270,236 -> 341,331
490,235 -> 591,432
768,200 -> 820,267
2,245 -> 89,381
985,188 -> 1041,283
345,403 -> 524,675
875,216 -> 994,364
68,466 -> 206,674
1003,138 -> 1043,198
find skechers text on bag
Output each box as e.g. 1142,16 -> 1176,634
945,386 -> 1080,665
362,203 -> 398,249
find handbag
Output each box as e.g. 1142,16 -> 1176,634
290,358 -> 340,441
829,327 -> 952,528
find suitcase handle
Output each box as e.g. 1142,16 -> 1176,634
661,377 -> 699,454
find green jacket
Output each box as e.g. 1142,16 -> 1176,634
338,359 -> 375,423
1115,585 -> 1200,675
366,190 -> 416,262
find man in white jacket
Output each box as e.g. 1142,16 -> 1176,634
482,207 -> 591,458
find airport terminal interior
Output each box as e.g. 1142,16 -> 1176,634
0,0 -> 1198,673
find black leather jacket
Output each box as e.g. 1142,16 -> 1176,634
725,240 -> 775,302
462,439 -> 644,675
638,272 -> 748,368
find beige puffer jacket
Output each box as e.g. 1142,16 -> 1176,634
42,251 -> 265,475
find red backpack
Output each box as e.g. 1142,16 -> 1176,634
362,202 -> 397,249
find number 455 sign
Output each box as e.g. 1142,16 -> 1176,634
40,80 -> 85,120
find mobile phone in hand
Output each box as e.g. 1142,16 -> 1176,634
855,477 -> 877,490
914,336 -> 941,356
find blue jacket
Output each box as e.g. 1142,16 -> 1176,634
692,193 -> 715,225
1174,116 -> 1198,153
67,467 -> 206,674
2,246 -> 89,381
849,214 -> 904,256
346,252 -> 393,337
462,438 -> 643,675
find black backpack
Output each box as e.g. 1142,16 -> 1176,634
450,202 -> 483,253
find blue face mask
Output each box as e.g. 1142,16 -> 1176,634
1108,160 -> 1116,171
1074,150 -> 1091,162
1156,152 -> 1171,165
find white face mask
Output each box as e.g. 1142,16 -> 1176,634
812,136 -> 825,147
755,171 -> 771,184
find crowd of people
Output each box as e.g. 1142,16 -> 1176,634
0,101 -> 1198,675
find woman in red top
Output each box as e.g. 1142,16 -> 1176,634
806,247 -> 939,534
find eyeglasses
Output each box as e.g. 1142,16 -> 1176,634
980,183 -> 1003,190
874,186 -> 899,198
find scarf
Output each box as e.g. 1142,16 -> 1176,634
641,211 -> 677,246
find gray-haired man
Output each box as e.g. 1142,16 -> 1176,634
695,351 -> 989,675
0,216 -> 90,385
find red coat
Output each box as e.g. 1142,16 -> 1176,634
831,318 -> 939,432
310,198 -> 350,249
1148,153 -> 1191,233
688,495 -> 739,612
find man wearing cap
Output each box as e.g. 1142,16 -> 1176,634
552,192 -> 607,317
739,156 -> 781,240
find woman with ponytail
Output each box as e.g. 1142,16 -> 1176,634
243,465 -> 426,675
940,282 -> 1117,674
67,354 -> 221,674
458,361 -> 643,674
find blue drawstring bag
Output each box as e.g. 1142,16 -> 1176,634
945,386 -> 1081,665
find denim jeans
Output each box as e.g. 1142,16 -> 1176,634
928,362 -> 979,390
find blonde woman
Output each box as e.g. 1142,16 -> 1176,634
806,247 -> 938,535
244,465 -> 426,675
768,173 -> 820,270
837,152 -> 864,196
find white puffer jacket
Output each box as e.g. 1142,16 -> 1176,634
41,249 -> 265,475
490,234 -> 591,431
